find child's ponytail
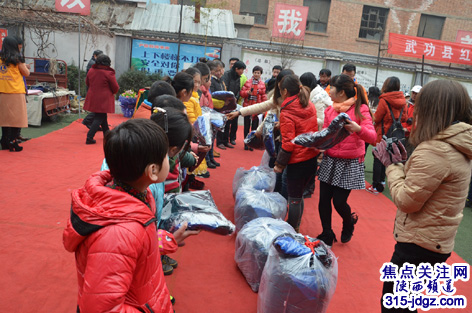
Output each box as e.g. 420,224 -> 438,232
299,85 -> 310,108
280,74 -> 311,108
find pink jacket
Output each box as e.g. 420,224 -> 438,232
324,103 -> 376,161
199,85 -> 214,109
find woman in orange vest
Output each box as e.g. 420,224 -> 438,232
0,36 -> 30,152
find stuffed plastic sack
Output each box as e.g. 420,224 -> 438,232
201,107 -> 227,131
232,166 -> 276,199
262,112 -> 278,157
244,131 -> 265,150
292,113 -> 351,150
234,188 -> 287,231
235,218 -> 295,292
211,91 -> 237,113
257,234 -> 338,313
193,113 -> 213,146
159,190 -> 235,235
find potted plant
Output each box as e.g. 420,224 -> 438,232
118,90 -> 138,118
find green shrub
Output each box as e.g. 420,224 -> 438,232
67,65 -> 87,98
117,69 -> 163,96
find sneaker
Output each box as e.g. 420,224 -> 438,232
217,144 -> 226,150
162,263 -> 173,275
162,255 -> 178,268
189,178 -> 205,190
224,142 -> 234,149
365,185 -> 379,195
316,230 -> 337,247
213,150 -> 221,158
170,295 -> 176,305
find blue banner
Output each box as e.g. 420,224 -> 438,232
131,39 -> 221,77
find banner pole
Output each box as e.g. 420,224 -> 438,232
374,30 -> 382,88
78,15 -> 81,118
175,0 -> 183,74
421,55 -> 424,86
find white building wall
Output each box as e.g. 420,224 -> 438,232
23,29 -> 116,70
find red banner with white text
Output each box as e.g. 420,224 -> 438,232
388,33 -> 472,66
0,29 -> 7,51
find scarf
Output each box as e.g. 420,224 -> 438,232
332,97 -> 356,113
108,179 -> 151,209
249,78 -> 259,101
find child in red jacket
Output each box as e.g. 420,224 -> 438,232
274,74 -> 319,232
63,119 -> 199,313
240,66 -> 267,150
317,74 -> 377,247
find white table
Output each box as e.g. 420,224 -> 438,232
26,90 -> 75,126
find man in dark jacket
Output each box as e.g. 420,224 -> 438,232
219,60 -> 246,148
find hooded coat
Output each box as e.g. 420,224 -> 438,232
386,122 -> 472,254
374,91 -> 407,143
276,94 -> 319,167
63,171 -> 177,313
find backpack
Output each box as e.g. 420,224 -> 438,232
382,100 -> 405,143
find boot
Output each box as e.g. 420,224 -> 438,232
8,139 -> 23,152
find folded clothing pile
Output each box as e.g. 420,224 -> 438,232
235,218 -> 295,292
232,166 -> 276,199
292,112 -> 351,150
257,234 -> 338,313
244,131 -> 265,150
159,190 -> 235,235
262,112 -> 278,158
211,91 -> 237,113
234,188 -> 287,231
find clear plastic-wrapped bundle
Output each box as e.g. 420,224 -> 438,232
292,112 -> 351,150
201,107 -> 227,131
211,91 -> 237,113
258,234 -> 338,313
232,166 -> 276,198
159,190 -> 235,235
262,112 -> 278,157
193,113 -> 213,146
244,131 -> 265,150
235,218 -> 295,292
234,188 -> 287,231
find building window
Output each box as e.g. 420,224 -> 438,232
358,5 -> 389,40
417,14 -> 445,40
304,0 -> 331,33
181,0 -> 206,6
239,0 -> 269,25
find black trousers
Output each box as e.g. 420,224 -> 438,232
318,181 -> 352,233
381,242 -> 450,313
1,127 -> 20,143
87,113 -> 109,140
82,113 -> 95,126
243,115 -> 259,142
286,157 -> 317,229
225,117 -> 238,142
373,155 -> 386,185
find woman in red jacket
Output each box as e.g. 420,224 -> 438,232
84,54 -> 119,144
369,77 -> 407,193
317,74 -> 377,247
240,66 -> 267,150
274,74 -> 318,232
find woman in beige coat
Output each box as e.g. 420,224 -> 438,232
374,80 -> 472,313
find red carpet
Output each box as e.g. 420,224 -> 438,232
0,113 -> 470,312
